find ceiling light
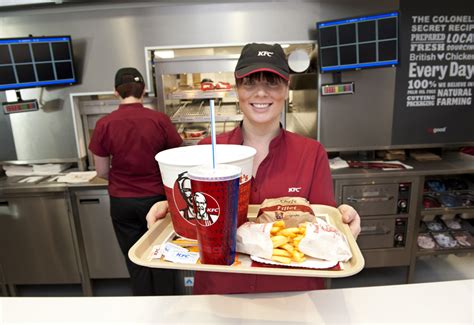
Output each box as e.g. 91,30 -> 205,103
154,50 -> 175,59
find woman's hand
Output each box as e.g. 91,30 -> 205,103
337,204 -> 361,239
146,201 -> 169,229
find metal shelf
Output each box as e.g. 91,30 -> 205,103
416,246 -> 474,256
170,102 -> 243,123
182,138 -> 202,146
421,207 -> 474,216
168,89 -> 236,100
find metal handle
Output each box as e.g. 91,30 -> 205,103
359,226 -> 391,236
346,195 -> 394,203
79,198 -> 100,205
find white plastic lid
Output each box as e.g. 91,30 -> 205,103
155,144 -> 256,167
187,164 -> 241,182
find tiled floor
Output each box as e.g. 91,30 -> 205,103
8,253 -> 473,297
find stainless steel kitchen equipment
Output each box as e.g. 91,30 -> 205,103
151,43 -> 318,143
153,48 -> 242,145
71,189 -> 129,280
288,72 -> 318,140
335,176 -> 421,268
0,91 -> 79,164
318,68 -> 397,151
0,190 -> 83,295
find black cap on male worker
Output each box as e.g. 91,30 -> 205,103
114,67 -> 145,88
234,43 -> 289,81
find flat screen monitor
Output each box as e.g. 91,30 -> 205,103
317,12 -> 399,72
0,36 -> 77,91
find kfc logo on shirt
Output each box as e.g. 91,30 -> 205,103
288,187 -> 302,193
258,51 -> 274,57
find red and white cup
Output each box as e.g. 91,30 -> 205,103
188,164 -> 241,265
156,144 -> 256,239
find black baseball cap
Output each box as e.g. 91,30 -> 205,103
114,67 -> 144,88
235,43 -> 289,80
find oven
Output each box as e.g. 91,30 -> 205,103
335,177 -> 420,268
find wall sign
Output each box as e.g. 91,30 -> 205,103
392,0 -> 474,145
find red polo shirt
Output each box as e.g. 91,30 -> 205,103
194,126 -> 336,294
89,103 -> 182,198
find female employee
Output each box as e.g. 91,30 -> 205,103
146,43 -> 361,294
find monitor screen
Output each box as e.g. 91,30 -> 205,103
0,36 -> 77,91
317,12 -> 399,72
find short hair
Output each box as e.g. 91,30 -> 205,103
235,71 -> 288,88
116,82 -> 145,99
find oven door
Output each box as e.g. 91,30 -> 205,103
342,184 -> 399,216
357,218 -> 395,249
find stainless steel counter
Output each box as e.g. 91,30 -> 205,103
0,176 -> 68,194
331,152 -> 474,179
0,175 -> 110,295
1,152 -> 472,193
0,175 -> 107,195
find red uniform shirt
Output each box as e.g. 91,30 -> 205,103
89,103 -> 182,198
194,126 -> 336,294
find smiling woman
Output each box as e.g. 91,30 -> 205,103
146,42 -> 361,296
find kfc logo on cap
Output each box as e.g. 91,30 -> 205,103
258,51 -> 274,57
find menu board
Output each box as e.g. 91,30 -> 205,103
0,36 -> 76,91
392,0 -> 474,145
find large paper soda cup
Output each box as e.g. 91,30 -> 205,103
156,145 -> 256,239
188,164 -> 241,265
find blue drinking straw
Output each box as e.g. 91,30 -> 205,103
210,99 -> 216,169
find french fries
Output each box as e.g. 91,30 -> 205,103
271,235 -> 289,248
269,220 -> 307,264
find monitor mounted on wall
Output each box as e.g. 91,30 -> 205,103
0,35 -> 77,91
317,12 -> 399,73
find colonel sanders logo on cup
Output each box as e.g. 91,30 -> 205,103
173,172 -> 220,226
173,172 -> 196,224
193,192 -> 220,226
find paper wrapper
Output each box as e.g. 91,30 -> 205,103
298,220 -> 352,262
250,255 -> 340,269
236,218 -> 352,263
236,222 -> 273,259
